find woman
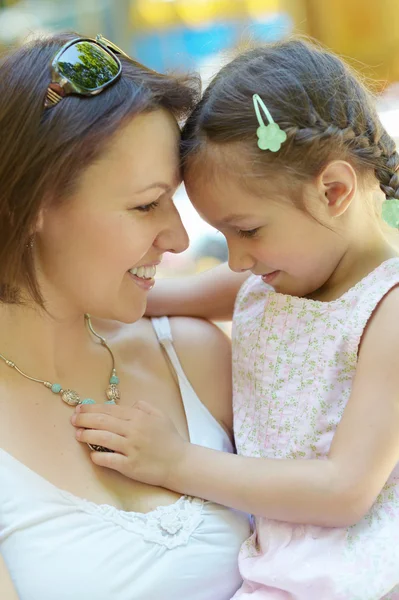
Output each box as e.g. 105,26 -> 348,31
0,33 -> 250,599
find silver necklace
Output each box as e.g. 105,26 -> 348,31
0,313 -> 120,452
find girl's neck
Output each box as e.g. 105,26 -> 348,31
309,234 -> 398,303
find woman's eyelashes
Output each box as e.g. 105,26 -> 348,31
133,200 -> 160,213
132,191 -> 176,213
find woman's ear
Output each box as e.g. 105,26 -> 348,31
33,207 -> 45,234
317,160 -> 357,217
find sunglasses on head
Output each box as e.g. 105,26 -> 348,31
45,34 -> 131,109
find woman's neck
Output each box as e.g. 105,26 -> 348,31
0,301 -> 100,384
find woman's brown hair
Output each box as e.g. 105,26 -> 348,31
0,33 -> 200,305
182,38 -> 399,204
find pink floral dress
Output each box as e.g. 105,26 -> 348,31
231,259 -> 399,600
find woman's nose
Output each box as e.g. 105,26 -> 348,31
155,206 -> 189,255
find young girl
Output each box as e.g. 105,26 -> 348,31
73,38 -> 399,599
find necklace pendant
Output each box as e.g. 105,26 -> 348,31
106,384 -> 120,402
61,389 -> 80,406
87,443 -> 115,453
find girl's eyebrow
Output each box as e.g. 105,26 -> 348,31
135,182 -> 173,194
216,213 -> 253,226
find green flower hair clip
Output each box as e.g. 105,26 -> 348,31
382,198 -> 399,229
252,93 -> 287,152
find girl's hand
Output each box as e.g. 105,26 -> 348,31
70,402 -> 188,488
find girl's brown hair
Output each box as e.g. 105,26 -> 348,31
0,33 -> 200,305
181,38 -> 399,202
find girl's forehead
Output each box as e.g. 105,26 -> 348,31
186,173 -> 282,226
184,159 -> 310,228
184,140 -> 293,195
185,157 -> 288,206
184,140 -> 248,177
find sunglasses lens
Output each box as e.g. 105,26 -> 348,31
57,41 -> 120,90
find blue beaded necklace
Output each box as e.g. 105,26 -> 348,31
0,313 -> 120,452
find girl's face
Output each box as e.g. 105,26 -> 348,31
185,168 -> 349,299
36,109 -> 189,322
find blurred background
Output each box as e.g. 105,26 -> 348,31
1,0 -> 399,279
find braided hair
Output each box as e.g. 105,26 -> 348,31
182,38 -> 399,204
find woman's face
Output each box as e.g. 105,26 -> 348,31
37,109 -> 188,322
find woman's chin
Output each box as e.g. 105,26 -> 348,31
112,301 -> 147,324
87,297 -> 147,325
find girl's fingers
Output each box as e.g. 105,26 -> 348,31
71,412 -> 128,437
90,450 -> 130,474
75,403 -> 136,421
76,428 -> 127,454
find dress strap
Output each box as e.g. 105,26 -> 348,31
349,258 -> 399,353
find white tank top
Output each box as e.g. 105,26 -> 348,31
0,317 -> 250,600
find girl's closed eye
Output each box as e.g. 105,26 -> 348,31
237,227 -> 260,239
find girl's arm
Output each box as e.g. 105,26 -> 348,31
166,286 -> 399,527
146,262 -> 249,321
73,288 -> 399,529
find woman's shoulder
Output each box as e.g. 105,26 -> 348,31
107,315 -> 231,364
168,316 -> 231,355
167,317 -> 233,433
142,317 -> 233,434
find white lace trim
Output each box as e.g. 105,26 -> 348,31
59,491 -> 205,549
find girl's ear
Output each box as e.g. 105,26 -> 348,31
317,160 -> 357,217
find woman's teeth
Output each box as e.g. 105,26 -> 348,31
129,265 -> 156,279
